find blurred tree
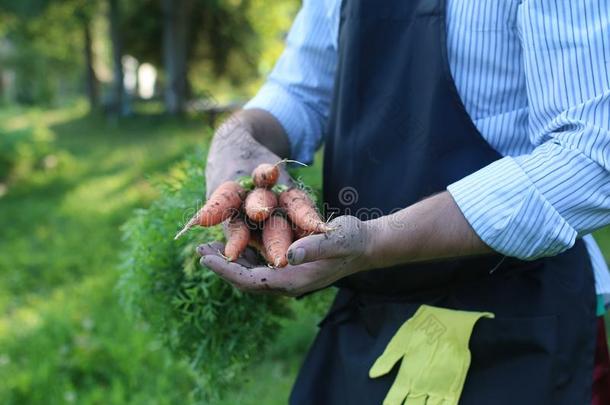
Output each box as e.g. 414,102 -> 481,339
107,0 -> 126,115
75,2 -> 100,110
83,16 -> 98,109
0,0 -> 98,108
162,0 -> 192,115
121,0 -> 288,114
120,0 -> 162,66
0,0 -> 299,112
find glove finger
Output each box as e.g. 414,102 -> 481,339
424,394 -> 445,405
404,393 -> 427,405
382,383 -> 410,405
381,362 -> 412,405
370,351 -> 402,378
370,322 -> 414,378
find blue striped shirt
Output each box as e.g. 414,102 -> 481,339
245,0 -> 610,294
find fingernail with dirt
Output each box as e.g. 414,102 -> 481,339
288,247 -> 305,265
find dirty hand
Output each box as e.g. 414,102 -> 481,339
205,109 -> 293,261
205,109 -> 292,198
197,215 -> 375,296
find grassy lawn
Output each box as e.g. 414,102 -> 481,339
0,103 -> 319,404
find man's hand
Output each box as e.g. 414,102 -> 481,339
205,109 -> 292,197
197,216 -> 375,296
205,109 -> 294,251
197,192 -> 493,296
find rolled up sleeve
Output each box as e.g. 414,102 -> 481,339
448,0 -> 610,260
245,0 -> 339,164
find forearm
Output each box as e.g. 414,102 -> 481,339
367,191 -> 493,269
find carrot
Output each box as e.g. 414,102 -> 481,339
252,159 -> 307,189
279,188 -> 329,234
244,188 -> 278,222
174,181 -> 246,239
248,232 -> 271,263
293,225 -> 312,240
262,214 -> 293,267
224,217 -> 250,261
252,163 -> 279,188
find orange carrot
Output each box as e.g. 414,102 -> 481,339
293,225 -> 312,240
262,214 -> 293,267
248,232 -> 271,263
174,181 -> 246,239
224,217 -> 250,261
279,188 -> 329,234
244,188 -> 278,222
252,163 -> 279,188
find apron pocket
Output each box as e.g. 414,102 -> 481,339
463,315 -> 558,404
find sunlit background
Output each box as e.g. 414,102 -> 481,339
1,1 -> 610,404
0,1 -> 324,404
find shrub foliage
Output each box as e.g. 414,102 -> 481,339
0,123 -> 56,182
118,154 -> 294,399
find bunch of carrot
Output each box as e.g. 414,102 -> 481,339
174,161 -> 329,267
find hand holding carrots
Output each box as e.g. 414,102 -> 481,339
197,215 -> 375,296
176,161 -> 329,268
178,159 -> 377,295
204,116 -> 293,198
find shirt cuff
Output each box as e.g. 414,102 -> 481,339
447,156 -> 577,260
244,82 -> 320,165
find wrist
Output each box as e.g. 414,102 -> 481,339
362,218 -> 394,270
362,212 -> 420,270
206,122 -> 257,193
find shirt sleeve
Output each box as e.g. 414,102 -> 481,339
447,0 -> 610,260
244,0 -> 339,164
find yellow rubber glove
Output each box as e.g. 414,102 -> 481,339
369,305 -> 494,405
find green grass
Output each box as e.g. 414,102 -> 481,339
0,104 -> 320,404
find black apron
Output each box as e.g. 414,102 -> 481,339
290,0 -> 596,404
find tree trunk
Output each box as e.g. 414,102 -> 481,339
134,60 -> 140,99
0,68 -> 4,103
162,0 -> 191,115
83,19 -> 98,111
108,0 -> 125,115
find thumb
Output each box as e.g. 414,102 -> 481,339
287,231 -> 356,265
369,320 -> 414,378
287,215 -> 365,265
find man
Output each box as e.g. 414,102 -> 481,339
197,0 -> 610,403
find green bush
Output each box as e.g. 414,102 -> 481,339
0,123 -> 56,182
118,153 -> 296,400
